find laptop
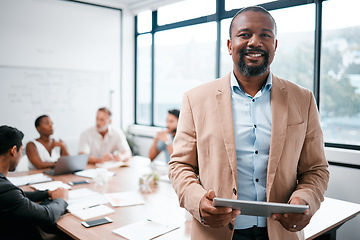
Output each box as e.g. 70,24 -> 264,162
44,154 -> 89,176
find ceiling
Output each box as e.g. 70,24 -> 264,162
82,0 -> 182,13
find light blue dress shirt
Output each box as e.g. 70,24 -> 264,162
230,72 -> 272,229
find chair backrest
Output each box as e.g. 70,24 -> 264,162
15,155 -> 29,172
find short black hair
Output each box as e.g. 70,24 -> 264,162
168,109 -> 180,119
229,6 -> 277,39
0,125 -> 24,155
35,115 -> 49,128
98,107 -> 112,117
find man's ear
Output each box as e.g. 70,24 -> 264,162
9,146 -> 17,157
227,39 -> 233,55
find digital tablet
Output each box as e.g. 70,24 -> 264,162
213,198 -> 309,217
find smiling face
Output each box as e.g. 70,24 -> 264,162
227,10 -> 277,77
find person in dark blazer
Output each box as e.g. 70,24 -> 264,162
0,125 -> 69,240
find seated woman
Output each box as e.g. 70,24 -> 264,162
26,115 -> 69,169
149,109 -> 179,163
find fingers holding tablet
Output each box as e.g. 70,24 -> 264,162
199,190 -> 240,228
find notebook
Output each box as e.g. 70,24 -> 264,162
44,154 -> 89,176
30,181 -> 72,191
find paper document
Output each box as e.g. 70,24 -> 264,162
30,181 -> 71,191
8,173 -> 53,186
105,191 -> 145,207
112,219 -> 180,240
74,169 -> 115,179
67,188 -> 109,212
70,204 -> 114,221
96,161 -> 129,169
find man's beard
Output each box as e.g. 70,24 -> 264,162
97,124 -> 108,133
237,49 -> 270,77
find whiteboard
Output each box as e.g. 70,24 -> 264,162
0,0 -> 121,154
0,66 -> 109,144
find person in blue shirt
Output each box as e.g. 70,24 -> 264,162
149,109 -> 180,163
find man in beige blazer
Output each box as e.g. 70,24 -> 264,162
168,6 -> 329,240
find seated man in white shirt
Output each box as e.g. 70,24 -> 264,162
78,107 -> 132,164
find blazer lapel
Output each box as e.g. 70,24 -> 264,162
215,73 -> 238,184
267,75 -> 288,198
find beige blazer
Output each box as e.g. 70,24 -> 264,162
169,73 -> 329,240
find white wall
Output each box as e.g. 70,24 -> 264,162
81,0 -> 136,132
121,8 -> 135,130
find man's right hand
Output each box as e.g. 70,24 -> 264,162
49,187 -> 69,201
199,189 -> 240,228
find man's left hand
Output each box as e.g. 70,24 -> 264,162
271,197 -> 312,232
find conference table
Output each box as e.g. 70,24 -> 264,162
11,156 -> 190,240
9,156 -> 360,240
304,197 -> 360,240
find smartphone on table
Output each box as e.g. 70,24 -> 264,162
68,180 -> 90,186
81,217 -> 113,228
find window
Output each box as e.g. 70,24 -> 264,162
154,22 -> 217,126
135,0 -> 360,150
158,0 -> 216,26
137,10 -> 152,33
270,4 -> 315,91
320,0 -> 360,146
220,18 -> 232,76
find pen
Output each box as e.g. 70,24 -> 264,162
83,204 -> 100,210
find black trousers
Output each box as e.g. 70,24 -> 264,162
232,226 -> 269,240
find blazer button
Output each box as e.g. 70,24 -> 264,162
233,188 -> 237,195
228,222 -> 234,230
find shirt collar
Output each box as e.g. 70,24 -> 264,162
230,71 -> 273,94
